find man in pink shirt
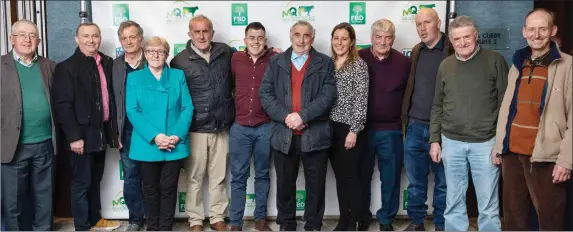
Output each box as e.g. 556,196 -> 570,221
52,23 -> 121,231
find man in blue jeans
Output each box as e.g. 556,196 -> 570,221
400,8 -> 452,231
228,22 -> 277,231
112,20 -> 147,231
429,16 -> 508,231
358,19 -> 412,231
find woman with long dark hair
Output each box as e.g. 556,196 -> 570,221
328,22 -> 369,231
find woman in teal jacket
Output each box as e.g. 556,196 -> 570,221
126,36 -> 193,231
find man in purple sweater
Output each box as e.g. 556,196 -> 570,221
357,19 -> 411,231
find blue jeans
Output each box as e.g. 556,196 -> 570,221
404,120 -> 446,229
441,135 -> 501,231
1,140 -> 54,231
229,122 -> 271,227
120,127 -> 145,225
359,129 -> 403,225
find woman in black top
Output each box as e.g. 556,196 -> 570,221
328,22 -> 369,231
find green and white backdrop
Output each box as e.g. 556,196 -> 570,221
92,0 -> 447,219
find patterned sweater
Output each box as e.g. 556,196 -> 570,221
329,58 -> 369,133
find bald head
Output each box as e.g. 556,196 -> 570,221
415,8 -> 442,46
525,8 -> 554,27
523,8 -> 557,54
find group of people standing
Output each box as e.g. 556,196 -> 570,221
1,6 -> 571,232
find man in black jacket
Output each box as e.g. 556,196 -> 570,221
170,15 -> 234,231
52,23 -> 120,231
259,20 -> 336,231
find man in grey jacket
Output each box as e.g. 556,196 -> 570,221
1,19 -> 57,231
170,15 -> 234,231
112,20 -> 146,231
259,20 -> 336,231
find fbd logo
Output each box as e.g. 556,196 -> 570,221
115,47 -> 124,58
295,190 -> 306,211
112,4 -> 129,26
178,192 -> 186,212
166,2 -> 199,24
349,2 -> 366,25
281,1 -> 316,22
401,48 -> 412,57
231,3 -> 248,26
401,2 -> 436,22
227,40 -> 246,52
111,191 -> 127,212
173,43 -> 187,56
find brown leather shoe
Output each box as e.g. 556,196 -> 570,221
190,225 -> 204,231
255,219 -> 272,231
230,225 -> 242,231
210,221 -> 229,231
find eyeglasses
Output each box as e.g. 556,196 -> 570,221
12,33 -> 38,40
145,50 -> 167,56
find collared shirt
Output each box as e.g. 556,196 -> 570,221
370,46 -> 391,61
231,48 -> 277,126
12,51 -> 38,67
291,52 -> 309,71
190,41 -> 211,63
126,51 -> 143,69
455,44 -> 481,61
94,53 -> 110,122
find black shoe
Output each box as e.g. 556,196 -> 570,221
380,223 -> 394,231
356,220 -> 369,231
403,223 -> 425,231
280,225 -> 297,231
334,218 -> 350,231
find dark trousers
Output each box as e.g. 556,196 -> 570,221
502,152 -> 567,231
69,150 -> 106,231
140,160 -> 182,231
1,140 -> 54,231
119,128 -> 144,225
359,129 -> 403,225
274,136 -> 328,231
328,121 -> 363,224
403,119 -> 446,229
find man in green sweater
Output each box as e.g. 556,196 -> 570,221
1,19 -> 57,230
428,16 -> 509,231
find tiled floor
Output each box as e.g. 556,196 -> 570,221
53,217 -> 479,231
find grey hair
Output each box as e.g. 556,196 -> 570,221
290,20 -> 315,38
117,20 -> 144,37
189,14 -> 213,31
448,16 -> 478,32
11,19 -> 38,34
371,19 -> 395,37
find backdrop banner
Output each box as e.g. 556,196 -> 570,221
91,0 -> 447,219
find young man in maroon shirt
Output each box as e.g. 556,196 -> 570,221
228,22 -> 277,231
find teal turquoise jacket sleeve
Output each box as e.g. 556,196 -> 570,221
169,69 -> 194,143
125,72 -> 161,143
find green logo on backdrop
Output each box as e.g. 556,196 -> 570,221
402,3 -> 436,21
232,3 -> 248,26
166,6 -> 199,23
282,2 -> 316,22
119,160 -> 124,180
112,4 -> 130,26
403,189 -> 408,210
245,193 -> 256,210
174,43 -> 187,56
296,190 -> 306,211
356,44 -> 370,50
178,192 -> 186,212
112,191 -> 127,212
349,2 -> 366,25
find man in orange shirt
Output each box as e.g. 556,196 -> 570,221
259,20 -> 336,231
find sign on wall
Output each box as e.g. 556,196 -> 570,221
92,0 -> 447,219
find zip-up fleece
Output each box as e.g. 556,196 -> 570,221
494,41 -> 572,170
